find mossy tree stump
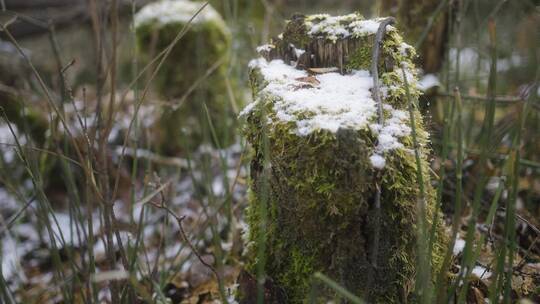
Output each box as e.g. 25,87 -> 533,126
135,0 -> 236,154
240,14 -> 446,303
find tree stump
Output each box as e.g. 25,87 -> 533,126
135,0 -> 236,154
240,13 -> 446,303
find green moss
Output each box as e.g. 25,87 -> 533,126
282,16 -> 311,47
135,3 -> 237,154
346,45 -> 373,70
241,14 -> 447,304
277,248 -> 317,301
243,102 -> 445,302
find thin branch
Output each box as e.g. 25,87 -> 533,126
371,17 -> 396,126
0,195 -> 36,234
0,19 -> 105,203
146,201 -> 223,288
366,17 -> 395,297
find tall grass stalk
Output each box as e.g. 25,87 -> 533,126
432,23 -> 457,295
448,17 -> 499,303
313,272 -> 365,304
401,65 -> 431,303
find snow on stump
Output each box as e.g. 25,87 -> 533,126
240,13 -> 446,303
135,0 -> 235,154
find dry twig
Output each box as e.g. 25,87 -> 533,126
366,17 -> 395,297
145,182 -> 223,289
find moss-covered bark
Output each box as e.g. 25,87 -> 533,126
135,0 -> 236,154
240,13 -> 446,303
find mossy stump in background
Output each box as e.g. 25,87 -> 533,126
240,14 -> 446,303
135,0 -> 236,154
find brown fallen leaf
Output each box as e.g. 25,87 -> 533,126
467,286 -> 485,304
294,76 -> 320,86
291,76 -> 320,90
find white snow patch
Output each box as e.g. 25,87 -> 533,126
134,0 -> 221,27
256,44 -> 274,53
0,187 -> 18,212
290,44 -> 306,58
238,101 -> 256,119
371,109 -> 411,152
472,265 -> 492,279
449,48 -> 479,69
417,74 -> 441,91
0,123 -> 25,163
212,178 -> 225,196
399,42 -> 413,56
369,154 -> 386,169
247,57 -> 306,81
453,238 -> 466,255
305,14 -> 391,41
448,48 -> 525,76
496,54 -> 524,72
368,107 -> 411,169
244,58 -> 377,136
1,234 -> 32,282
399,62 -> 417,86
349,19 -> 383,36
1,236 -> 19,280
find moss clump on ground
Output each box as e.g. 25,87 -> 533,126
135,0 -> 236,154
240,13 -> 446,303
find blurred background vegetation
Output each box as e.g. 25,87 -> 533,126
0,0 -> 539,303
